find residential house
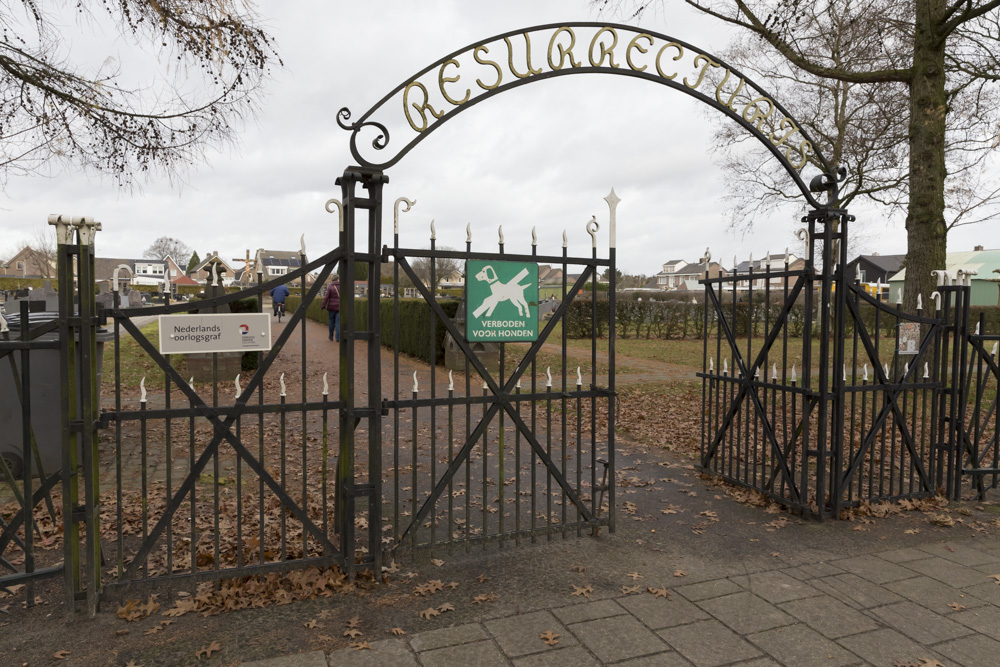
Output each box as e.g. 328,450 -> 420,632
254,249 -> 309,287
189,252 -> 237,286
845,254 -> 905,285
654,259 -> 687,289
538,265 -> 564,285
730,253 -> 804,291
890,245 -> 1000,307
0,246 -> 56,279
439,268 -> 465,289
662,261 -> 728,291
93,257 -> 198,290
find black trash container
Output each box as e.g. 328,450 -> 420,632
0,311 -> 111,478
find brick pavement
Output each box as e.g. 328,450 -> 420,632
243,536 -> 1000,667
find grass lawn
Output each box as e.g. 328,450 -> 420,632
102,320 -> 188,393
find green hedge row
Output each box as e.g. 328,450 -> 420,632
0,276 -> 54,290
284,295 -> 460,365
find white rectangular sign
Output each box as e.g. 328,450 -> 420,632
158,313 -> 272,355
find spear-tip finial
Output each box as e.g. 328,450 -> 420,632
498,225 -> 504,245
412,371 -> 419,393
917,293 -> 923,311
188,377 -> 194,389
546,366 -> 552,387
562,230 -> 568,248
430,219 -> 436,241
771,363 -> 778,381
709,357 -> 714,373
723,358 -> 729,375
924,363 -> 930,379
532,226 -> 537,247
604,187 -> 620,249
448,369 -> 454,392
322,372 -> 329,396
863,363 -> 869,382
234,374 -> 242,399
577,366 -> 583,386
300,233 -> 306,256
140,376 -> 147,403
791,364 -> 797,383
279,372 -> 286,397
466,222 -> 471,244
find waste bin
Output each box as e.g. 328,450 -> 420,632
0,311 -> 111,479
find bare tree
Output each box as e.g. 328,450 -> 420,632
1,1 -> 280,189
144,236 -> 192,267
412,249 -> 462,293
595,0 -> 1000,311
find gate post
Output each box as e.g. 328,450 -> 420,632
51,215 -> 103,616
336,167 -> 387,575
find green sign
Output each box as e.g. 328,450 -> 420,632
466,259 -> 538,342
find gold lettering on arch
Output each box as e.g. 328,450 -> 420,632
626,33 -> 654,72
402,81 -> 444,133
789,140 -> 814,170
589,27 -> 621,68
438,59 -> 469,106
505,33 -> 543,78
684,54 -> 721,89
742,96 -> 775,131
474,45 -> 502,91
548,27 -> 582,70
768,117 -> 800,148
655,42 -> 683,80
714,69 -> 746,112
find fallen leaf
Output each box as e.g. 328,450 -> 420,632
390,627 -> 406,636
319,609 -> 335,619
419,607 -> 440,620
539,630 -> 560,646
304,619 -> 318,629
350,641 -> 372,650
673,570 -> 687,577
472,592 -> 497,604
990,574 -> 1000,585
626,572 -> 643,580
621,585 -> 640,595
904,529 -> 920,535
196,641 -> 221,660
570,565 -> 587,573
647,587 -> 669,599
431,559 -> 445,567
477,573 -> 491,583
447,581 -> 460,589
437,602 -> 455,612
53,650 -> 70,660
346,615 -> 361,628
948,602 -> 966,611
571,584 -> 593,599
343,628 -> 363,639
125,661 -> 143,667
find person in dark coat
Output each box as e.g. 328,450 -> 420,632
321,278 -> 340,341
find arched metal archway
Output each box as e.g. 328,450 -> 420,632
330,23 -> 855,568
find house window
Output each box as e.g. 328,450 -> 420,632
859,269 -> 866,282
16,261 -> 24,270
271,267 -> 286,276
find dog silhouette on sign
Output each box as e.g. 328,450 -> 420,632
473,265 -> 530,318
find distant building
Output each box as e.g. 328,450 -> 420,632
189,253 -> 237,286
730,253 -> 803,291
0,246 -> 56,279
845,253 -> 905,285
254,249 -> 309,287
890,246 -> 1000,307
654,259 -> 687,289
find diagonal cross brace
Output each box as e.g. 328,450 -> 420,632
703,278 -> 806,502
837,297 -> 935,491
116,262 -> 338,579
392,258 -> 599,547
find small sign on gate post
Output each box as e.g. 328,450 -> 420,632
898,322 -> 920,355
465,259 -> 538,342
158,313 -> 273,354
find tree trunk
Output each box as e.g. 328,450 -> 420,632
902,0 -> 948,314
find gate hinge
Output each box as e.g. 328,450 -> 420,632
381,399 -> 389,416
71,504 -> 87,522
69,420 -> 85,433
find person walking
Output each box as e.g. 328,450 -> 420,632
321,278 -> 341,341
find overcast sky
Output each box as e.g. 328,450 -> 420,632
0,1 -> 989,276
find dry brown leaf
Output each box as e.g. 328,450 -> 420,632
447,581 -> 460,589
948,602 -> 966,611
930,514 -> 955,527
571,584 -> 593,599
346,615 -> 361,628
904,528 -> 920,535
53,650 -> 70,660
570,565 -> 587,573
472,592 -> 497,604
621,585 -> 640,595
419,607 -> 440,620
431,558 -> 445,567
437,602 -> 455,612
350,641 -> 372,650
196,641 -> 221,660
647,587 -> 669,599
125,661 -> 143,667
990,574 -> 1000,585
343,628 -> 363,639
390,627 -> 406,636
539,630 -> 560,646
673,570 -> 687,577
319,609 -> 335,619
477,573 -> 491,583
626,572 -> 643,580
304,619 -> 318,629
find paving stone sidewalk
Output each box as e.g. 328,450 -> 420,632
243,537 -> 1000,667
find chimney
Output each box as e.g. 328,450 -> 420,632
974,245 -> 984,251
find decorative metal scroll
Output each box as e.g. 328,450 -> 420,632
338,22 -> 838,208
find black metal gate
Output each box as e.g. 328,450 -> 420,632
700,210 -> 1000,516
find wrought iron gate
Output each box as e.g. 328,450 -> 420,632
700,210 -> 1000,517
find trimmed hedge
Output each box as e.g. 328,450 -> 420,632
284,295 -> 460,365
